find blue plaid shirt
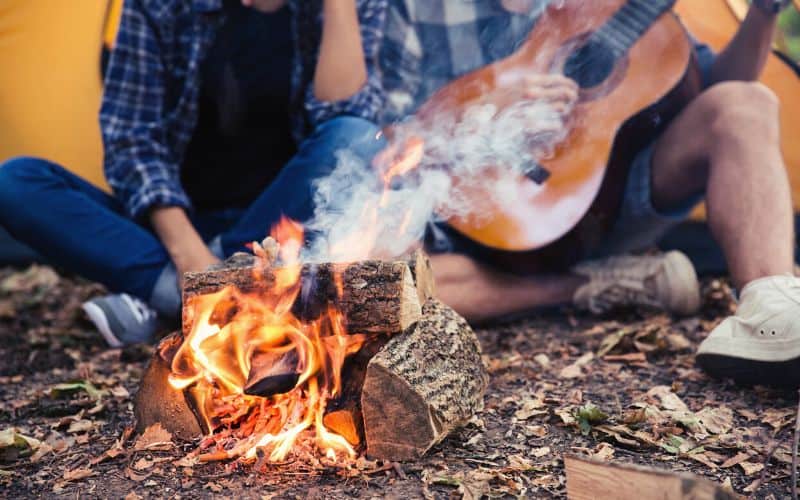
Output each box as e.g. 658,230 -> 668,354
101,0 -> 385,219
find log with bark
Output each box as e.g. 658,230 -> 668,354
182,250 -> 433,336
133,332 -> 206,440
361,299 -> 489,461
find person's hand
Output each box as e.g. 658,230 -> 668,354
172,247 -> 220,286
149,207 -> 221,287
522,74 -> 579,116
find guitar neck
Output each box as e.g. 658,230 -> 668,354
594,0 -> 676,58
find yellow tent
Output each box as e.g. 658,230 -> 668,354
0,0 -> 121,191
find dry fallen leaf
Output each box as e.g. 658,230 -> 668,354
514,398 -> 547,421
721,452 -> 752,469
133,424 -> 173,452
591,442 -> 615,461
0,428 -> 42,462
531,446 -> 551,458
62,467 -> 94,482
560,352 -> 594,379
738,461 -> 764,476
133,457 -> 154,471
696,406 -> 734,435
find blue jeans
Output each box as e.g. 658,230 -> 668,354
0,116 -> 385,318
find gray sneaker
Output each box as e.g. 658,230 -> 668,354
572,251 -> 702,316
82,294 -> 159,347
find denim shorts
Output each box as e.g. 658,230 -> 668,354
589,142 -> 703,258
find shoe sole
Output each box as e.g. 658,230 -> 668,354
82,302 -> 124,349
696,353 -> 800,388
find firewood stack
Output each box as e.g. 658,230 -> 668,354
134,248 -> 488,461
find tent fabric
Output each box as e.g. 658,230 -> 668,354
0,0 -> 115,191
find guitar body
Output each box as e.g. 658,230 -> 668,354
415,0 -> 703,273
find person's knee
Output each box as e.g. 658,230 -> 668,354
701,82 -> 780,146
0,157 -> 60,216
0,156 -> 56,188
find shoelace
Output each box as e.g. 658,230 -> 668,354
121,294 -> 156,324
589,282 -> 660,313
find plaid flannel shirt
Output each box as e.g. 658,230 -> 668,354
350,0 -> 716,125
102,0 -> 387,219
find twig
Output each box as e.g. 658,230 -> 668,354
793,389 -> 800,500
748,441 -> 780,500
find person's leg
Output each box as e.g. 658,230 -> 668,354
0,157 -> 171,302
219,116 -> 388,254
646,82 -> 800,386
648,81 -> 794,288
430,253 -> 584,323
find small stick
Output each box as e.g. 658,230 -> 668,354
748,441 -> 781,500
793,389 -> 800,500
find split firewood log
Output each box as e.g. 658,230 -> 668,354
182,251 -> 433,336
134,332 -> 206,440
361,299 -> 489,461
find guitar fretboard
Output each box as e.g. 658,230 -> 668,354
594,0 -> 675,58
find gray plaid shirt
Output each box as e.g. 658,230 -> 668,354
373,0 -> 714,125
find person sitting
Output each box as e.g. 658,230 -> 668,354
301,0 -> 799,386
0,0 -> 382,347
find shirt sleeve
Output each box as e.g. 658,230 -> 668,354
303,0 -> 389,127
379,1 -> 423,123
100,0 -> 193,220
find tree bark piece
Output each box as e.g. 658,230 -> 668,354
134,332 -> 206,441
564,455 -> 737,500
361,299 -> 489,461
182,255 -> 429,336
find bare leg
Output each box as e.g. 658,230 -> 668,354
430,253 -> 585,323
650,82 -> 794,288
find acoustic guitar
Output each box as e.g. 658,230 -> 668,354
412,0 -> 703,273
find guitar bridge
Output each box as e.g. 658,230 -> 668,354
524,163 -> 551,185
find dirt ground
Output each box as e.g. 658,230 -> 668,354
0,264 -> 797,499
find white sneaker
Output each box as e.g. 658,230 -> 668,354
572,251 -> 701,315
697,275 -> 800,387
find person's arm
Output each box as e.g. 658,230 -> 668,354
707,0 -> 783,84
101,0 -> 217,277
314,0 -> 368,102
302,0 -> 388,127
150,208 -> 219,281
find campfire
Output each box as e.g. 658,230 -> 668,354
135,218 -> 488,465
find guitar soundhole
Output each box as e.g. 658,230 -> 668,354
563,40 -> 616,89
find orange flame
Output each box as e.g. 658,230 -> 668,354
169,218 -> 364,464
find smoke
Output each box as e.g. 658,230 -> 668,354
301,95 -> 572,263
300,0 -> 575,263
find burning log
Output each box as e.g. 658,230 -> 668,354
361,299 -> 489,461
244,350 -> 301,398
182,251 -> 432,336
134,253 -> 487,464
134,332 -> 206,440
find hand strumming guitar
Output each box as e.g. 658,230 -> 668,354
523,74 -> 579,115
